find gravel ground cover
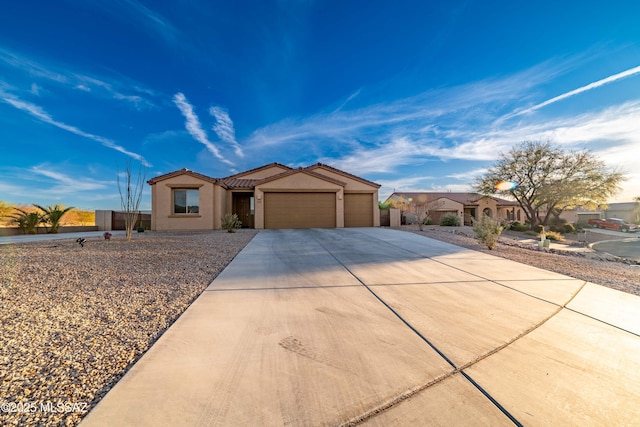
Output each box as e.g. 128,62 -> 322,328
2,227 -> 638,426
408,225 -> 640,296
0,230 -> 257,427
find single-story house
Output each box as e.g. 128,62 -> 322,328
147,163 -> 381,230
385,192 -> 525,226
559,202 -> 640,225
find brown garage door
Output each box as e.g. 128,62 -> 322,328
431,210 -> 458,225
344,193 -> 373,227
264,192 -> 336,229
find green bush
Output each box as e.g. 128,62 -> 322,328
562,223 -> 576,234
541,230 -> 564,242
532,224 -> 545,233
221,213 -> 242,233
509,221 -> 529,232
440,213 -> 461,226
472,216 -> 504,250
549,218 -> 569,233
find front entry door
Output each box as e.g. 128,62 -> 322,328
232,193 -> 255,228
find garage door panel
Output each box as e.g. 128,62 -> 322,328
344,193 -> 373,227
265,193 -> 335,229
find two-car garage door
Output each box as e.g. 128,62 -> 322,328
264,192 -> 336,229
263,192 -> 374,229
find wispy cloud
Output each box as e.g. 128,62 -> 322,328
30,165 -> 110,192
0,165 -> 116,205
173,93 -> 233,166
30,83 -> 42,96
247,61 -> 565,149
503,64 -> 640,120
119,0 -> 181,44
209,106 -> 244,158
331,89 -> 361,114
446,168 -> 489,181
0,47 -> 68,83
0,46 -> 158,109
0,91 -> 149,165
248,57 -> 640,188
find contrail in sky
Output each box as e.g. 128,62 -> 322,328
503,64 -> 640,120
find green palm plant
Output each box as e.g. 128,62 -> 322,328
11,208 -> 45,234
34,204 -> 74,233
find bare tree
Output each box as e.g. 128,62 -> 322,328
117,161 -> 146,241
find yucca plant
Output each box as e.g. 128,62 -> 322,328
34,204 -> 74,233
11,209 -> 45,234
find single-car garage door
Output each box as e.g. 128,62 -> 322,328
344,193 -> 373,227
264,192 -> 336,229
431,210 -> 458,225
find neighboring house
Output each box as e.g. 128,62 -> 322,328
558,208 -> 603,226
605,202 -> 640,224
385,192 -> 524,226
147,163 -> 381,230
559,202 -> 640,225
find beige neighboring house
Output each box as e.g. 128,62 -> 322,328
559,202 -> 640,226
147,163 -> 381,230
386,192 -> 525,225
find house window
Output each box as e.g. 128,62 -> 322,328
174,189 -> 199,214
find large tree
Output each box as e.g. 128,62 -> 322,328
475,141 -> 625,227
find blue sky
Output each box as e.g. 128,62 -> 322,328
1,1 -> 640,210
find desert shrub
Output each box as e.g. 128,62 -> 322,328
509,221 -> 529,232
440,213 -> 461,226
532,224 -> 545,233
548,217 -> 568,232
472,216 -> 504,250
561,223 -> 576,234
541,230 -> 564,242
221,213 -> 242,233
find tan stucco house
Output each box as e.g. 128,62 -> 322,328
386,192 -> 525,226
147,163 -> 381,230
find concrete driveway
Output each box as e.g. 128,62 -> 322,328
81,228 -> 640,426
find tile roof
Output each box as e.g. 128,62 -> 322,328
146,168 -> 218,185
147,163 -> 378,190
388,192 -> 519,206
223,162 -> 292,179
306,163 -> 381,188
255,167 -> 347,187
221,178 -> 259,189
